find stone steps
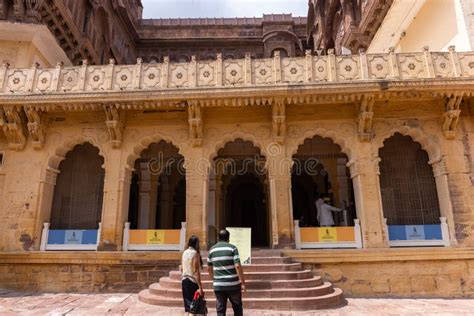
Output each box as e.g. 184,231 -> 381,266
158,275 -> 324,290
138,252 -> 344,311
169,270 -> 313,281
178,262 -> 302,272
150,282 -> 335,298
139,288 -> 344,310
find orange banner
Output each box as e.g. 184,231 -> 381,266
129,230 -> 180,245
300,227 -> 355,243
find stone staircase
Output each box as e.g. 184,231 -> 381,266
138,250 -> 344,310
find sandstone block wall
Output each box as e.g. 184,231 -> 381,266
0,261 -> 178,293
309,260 -> 474,297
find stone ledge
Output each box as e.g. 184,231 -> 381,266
0,251 -> 181,265
1,248 -> 473,265
282,247 -> 474,263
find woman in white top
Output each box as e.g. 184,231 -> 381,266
181,235 -> 204,313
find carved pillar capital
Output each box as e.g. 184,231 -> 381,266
0,105 -> 27,150
188,101 -> 203,147
357,94 -> 374,142
25,107 -> 45,149
347,156 -> 380,178
272,99 -> 286,145
429,157 -> 448,177
442,92 -> 463,139
104,104 -> 124,149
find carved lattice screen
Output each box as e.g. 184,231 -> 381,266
379,133 -> 441,225
50,142 -> 105,229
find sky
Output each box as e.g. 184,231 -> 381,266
141,0 -> 308,19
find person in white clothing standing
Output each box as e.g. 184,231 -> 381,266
316,196 -> 344,227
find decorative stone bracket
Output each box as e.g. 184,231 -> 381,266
347,157 -> 381,179
0,106 -> 27,150
442,93 -> 463,139
188,101 -> 202,147
25,108 -> 45,149
272,99 -> 286,145
104,104 -> 125,148
357,94 -> 374,141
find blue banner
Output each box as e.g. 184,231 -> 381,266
388,225 -> 442,241
48,230 -> 98,245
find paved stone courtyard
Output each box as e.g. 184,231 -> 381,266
0,290 -> 473,315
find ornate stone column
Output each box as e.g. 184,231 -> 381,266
185,148 -> 208,248
98,150 -> 131,251
137,162 -> 159,229
336,157 -> 350,208
207,168 -> 217,244
33,166 -> 60,249
347,156 -> 388,248
429,157 -> 457,246
267,148 -> 294,248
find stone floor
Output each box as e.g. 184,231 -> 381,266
0,290 -> 473,315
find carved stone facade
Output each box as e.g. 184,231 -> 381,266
0,49 -> 472,253
138,14 -> 309,62
0,2 -> 308,65
0,1 -> 473,300
307,0 -> 394,54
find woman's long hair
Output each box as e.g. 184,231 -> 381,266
187,235 -> 203,268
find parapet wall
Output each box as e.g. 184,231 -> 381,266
1,48 -> 473,96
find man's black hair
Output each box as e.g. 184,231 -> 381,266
219,229 -> 230,242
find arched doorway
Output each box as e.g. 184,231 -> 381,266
128,140 -> 185,229
211,139 -> 269,247
50,142 -> 104,229
379,133 -> 441,225
291,136 -> 356,227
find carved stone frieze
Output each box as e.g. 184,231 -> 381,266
13,0 -> 25,20
188,101 -> 202,147
104,104 -> 124,148
442,93 -> 463,139
25,108 -> 45,149
357,94 -> 374,141
272,99 -> 286,145
0,106 -> 27,150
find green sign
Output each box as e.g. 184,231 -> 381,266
226,227 -> 252,265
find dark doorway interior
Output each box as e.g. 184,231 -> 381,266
224,173 -> 268,247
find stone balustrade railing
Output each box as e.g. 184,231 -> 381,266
1,48 -> 473,95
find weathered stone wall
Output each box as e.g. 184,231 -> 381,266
285,248 -> 474,298
0,253 -> 180,293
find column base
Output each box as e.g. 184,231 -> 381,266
97,242 -> 118,251
273,235 -> 295,249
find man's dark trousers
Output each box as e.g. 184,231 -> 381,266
214,289 -> 243,316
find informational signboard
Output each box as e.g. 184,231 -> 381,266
128,230 -> 180,245
388,225 -> 442,241
226,227 -> 252,265
300,227 -> 356,243
47,229 -> 98,245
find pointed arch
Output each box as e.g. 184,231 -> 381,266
378,133 -> 441,225
288,128 -> 353,161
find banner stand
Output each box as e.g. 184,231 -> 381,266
123,222 -> 186,251
294,220 -> 362,249
384,217 -> 450,247
40,222 -> 101,251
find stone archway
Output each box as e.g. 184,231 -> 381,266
34,137 -> 107,248
50,142 -> 105,229
292,135 -> 356,227
127,140 -> 185,229
379,133 -> 441,225
210,138 -> 270,247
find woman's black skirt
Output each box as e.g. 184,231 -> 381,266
182,278 -> 199,312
